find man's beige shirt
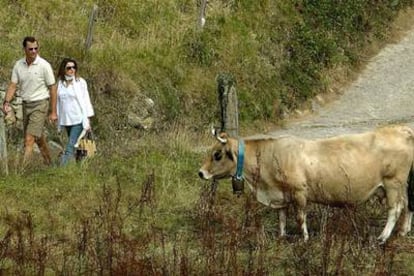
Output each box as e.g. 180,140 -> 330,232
11,55 -> 55,102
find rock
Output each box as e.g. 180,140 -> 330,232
126,94 -> 156,130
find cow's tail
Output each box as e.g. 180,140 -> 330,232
408,164 -> 414,212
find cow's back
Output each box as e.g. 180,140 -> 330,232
257,125 -> 414,206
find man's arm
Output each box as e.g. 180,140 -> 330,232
48,83 -> 57,121
2,82 -> 17,114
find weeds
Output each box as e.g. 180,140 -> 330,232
0,168 -> 413,274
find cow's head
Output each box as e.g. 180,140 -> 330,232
198,129 -> 237,181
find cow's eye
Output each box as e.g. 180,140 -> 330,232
213,151 -> 222,161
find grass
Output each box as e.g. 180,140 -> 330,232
2,1 -> 412,129
1,128 -> 414,274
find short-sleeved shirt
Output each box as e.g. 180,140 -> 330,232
11,55 -> 55,102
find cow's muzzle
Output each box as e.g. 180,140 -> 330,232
198,171 -> 204,179
198,170 -> 210,180
232,177 -> 244,196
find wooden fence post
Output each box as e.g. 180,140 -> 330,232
217,73 -> 239,137
0,119 -> 7,175
198,0 -> 208,28
0,87 -> 8,174
85,4 -> 99,51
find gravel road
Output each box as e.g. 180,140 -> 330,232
268,27 -> 414,139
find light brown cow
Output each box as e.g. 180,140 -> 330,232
198,125 -> 414,243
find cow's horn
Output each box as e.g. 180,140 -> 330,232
211,126 -> 217,137
211,126 -> 227,143
217,134 -> 227,144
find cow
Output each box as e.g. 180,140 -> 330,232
198,125 -> 414,243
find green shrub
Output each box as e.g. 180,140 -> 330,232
279,0 -> 413,109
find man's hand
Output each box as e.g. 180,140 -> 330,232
49,111 -> 58,123
2,101 -> 11,115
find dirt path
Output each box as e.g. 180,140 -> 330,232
268,24 -> 414,139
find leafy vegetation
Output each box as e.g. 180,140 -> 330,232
1,0 -> 414,274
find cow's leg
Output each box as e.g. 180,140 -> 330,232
293,191 -> 309,241
297,209 -> 309,241
278,209 -> 287,237
378,185 -> 404,243
396,206 -> 412,236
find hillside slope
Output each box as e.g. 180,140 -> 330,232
266,11 -> 414,139
1,1 -> 414,140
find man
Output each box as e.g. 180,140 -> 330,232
2,36 -> 57,166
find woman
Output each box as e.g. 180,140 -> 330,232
56,58 -> 94,165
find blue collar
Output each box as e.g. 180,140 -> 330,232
235,140 -> 245,181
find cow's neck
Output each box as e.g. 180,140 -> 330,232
233,139 -> 268,184
238,141 -> 263,188
237,140 -> 288,208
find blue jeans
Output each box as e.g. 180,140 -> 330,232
60,123 -> 83,166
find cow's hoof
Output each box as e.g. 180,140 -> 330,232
397,228 -> 410,237
377,237 -> 387,245
397,232 -> 408,237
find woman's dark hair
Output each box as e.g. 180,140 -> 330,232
57,58 -> 78,82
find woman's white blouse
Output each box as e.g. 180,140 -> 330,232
57,78 -> 94,129
57,83 -> 83,126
